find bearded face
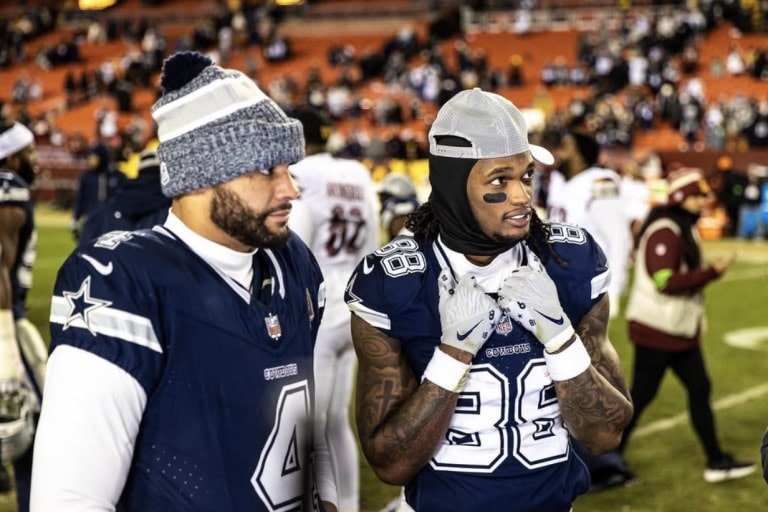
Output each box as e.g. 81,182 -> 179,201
209,183 -> 292,249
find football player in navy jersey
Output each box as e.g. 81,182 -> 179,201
0,120 -> 46,512
345,88 -> 633,512
31,52 -> 336,512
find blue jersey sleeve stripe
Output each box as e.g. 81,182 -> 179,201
0,185 -> 31,202
50,296 -> 163,353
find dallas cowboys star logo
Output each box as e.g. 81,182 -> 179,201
62,276 -> 112,335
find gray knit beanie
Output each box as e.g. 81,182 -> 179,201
151,52 -> 305,197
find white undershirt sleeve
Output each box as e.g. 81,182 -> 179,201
31,346 -> 147,512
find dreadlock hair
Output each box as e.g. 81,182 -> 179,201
406,201 -> 568,267
529,210 -> 568,267
405,201 -> 439,239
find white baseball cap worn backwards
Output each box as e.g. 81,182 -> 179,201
429,88 -> 554,166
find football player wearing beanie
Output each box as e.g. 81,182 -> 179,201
32,52 -> 337,512
621,167 -> 755,483
345,88 -> 632,511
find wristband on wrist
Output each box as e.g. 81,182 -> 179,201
422,347 -> 471,393
543,334 -> 591,381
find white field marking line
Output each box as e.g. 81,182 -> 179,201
724,327 -> 768,351
634,382 -> 768,439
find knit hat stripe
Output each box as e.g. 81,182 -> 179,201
153,74 -> 268,142
0,123 -> 34,160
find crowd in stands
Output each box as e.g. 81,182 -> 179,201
536,3 -> 768,150
1,0 -> 767,216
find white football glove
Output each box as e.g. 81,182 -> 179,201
438,270 -> 500,356
498,265 -> 575,353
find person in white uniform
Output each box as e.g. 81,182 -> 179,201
546,131 -> 642,319
290,107 -> 380,512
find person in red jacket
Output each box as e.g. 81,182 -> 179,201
621,167 -> 755,483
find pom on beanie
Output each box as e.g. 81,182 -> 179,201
151,51 -> 305,197
160,52 -> 214,92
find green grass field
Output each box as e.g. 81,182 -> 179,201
3,207 -> 767,511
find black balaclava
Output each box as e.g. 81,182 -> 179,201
429,136 -> 517,256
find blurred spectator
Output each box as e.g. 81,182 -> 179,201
736,163 -> 767,241
378,172 -> 419,241
507,54 -> 524,86
70,141 -> 124,239
263,29 -> 290,62
725,43 -> 746,75
716,155 -> 745,237
78,148 -> 169,245
743,99 -> 768,149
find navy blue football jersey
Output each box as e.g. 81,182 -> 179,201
0,170 -> 36,320
49,227 -> 325,511
345,224 -> 609,512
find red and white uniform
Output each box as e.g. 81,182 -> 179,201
289,152 -> 379,512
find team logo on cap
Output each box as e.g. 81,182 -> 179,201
160,161 -> 170,186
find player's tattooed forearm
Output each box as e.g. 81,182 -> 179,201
352,316 -> 459,471
556,369 -> 633,435
576,296 -> 609,354
375,382 -> 455,465
356,362 -> 415,435
577,297 -> 631,399
376,380 -> 399,417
